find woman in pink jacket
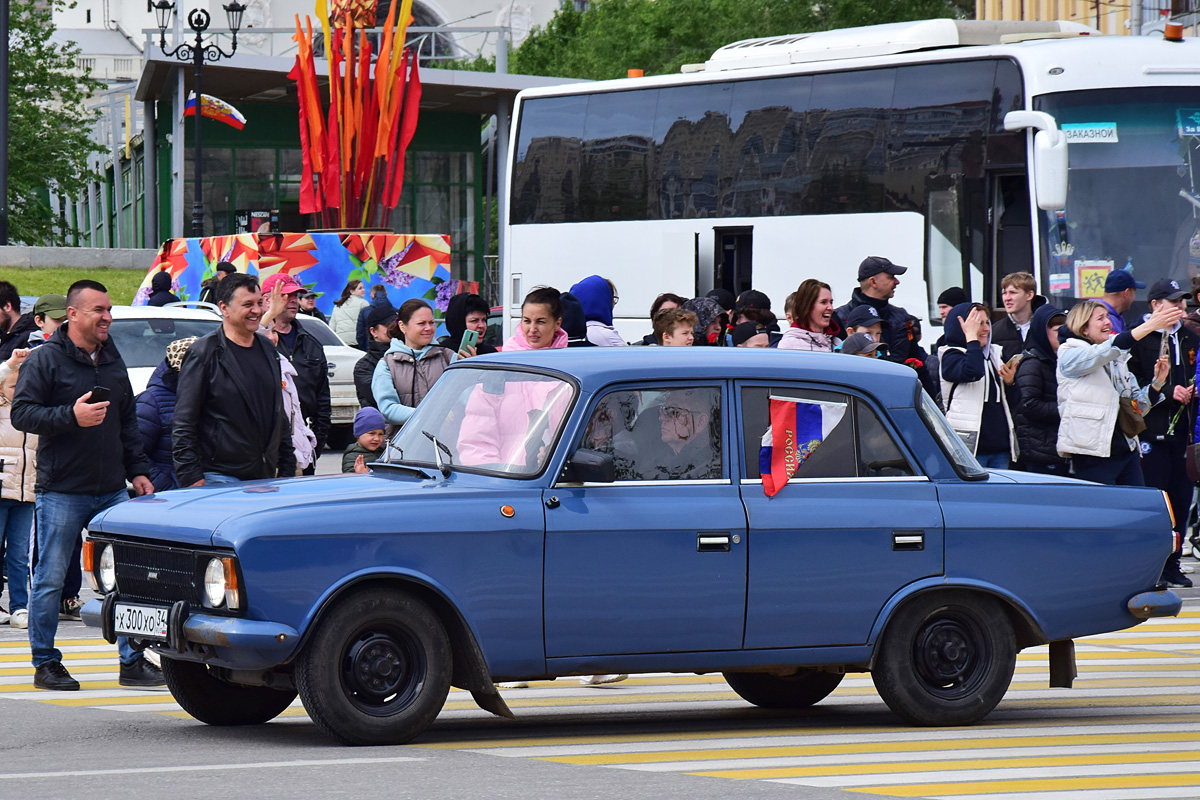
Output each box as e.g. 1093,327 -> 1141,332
778,278 -> 844,352
457,287 -> 571,470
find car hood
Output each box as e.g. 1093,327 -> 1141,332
90,469 -> 454,548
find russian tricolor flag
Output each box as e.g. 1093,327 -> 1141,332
759,396 -> 846,497
183,92 -> 247,130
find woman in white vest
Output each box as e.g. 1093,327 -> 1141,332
1056,299 -> 1181,486
939,302 -> 1019,469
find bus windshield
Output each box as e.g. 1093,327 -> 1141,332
1035,87 -> 1200,312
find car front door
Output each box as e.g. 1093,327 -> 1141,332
736,383 -> 945,649
543,383 -> 748,658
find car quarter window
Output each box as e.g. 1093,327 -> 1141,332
578,386 -> 723,481
740,386 -> 914,480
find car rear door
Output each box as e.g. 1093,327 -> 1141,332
543,382 -> 748,657
736,382 -> 944,649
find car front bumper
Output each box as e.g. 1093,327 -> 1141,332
82,598 -> 300,670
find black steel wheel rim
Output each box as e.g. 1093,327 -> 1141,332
341,625 -> 427,717
911,610 -> 990,700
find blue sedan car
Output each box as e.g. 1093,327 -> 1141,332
81,349 -> 1181,745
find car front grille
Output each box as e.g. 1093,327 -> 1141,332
112,541 -> 198,605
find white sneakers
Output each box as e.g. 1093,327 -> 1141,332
496,681 -> 529,689
579,674 -> 628,686
10,609 -> 28,629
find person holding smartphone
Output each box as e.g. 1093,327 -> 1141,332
11,280 -> 158,692
939,302 -> 1020,470
439,292 -> 496,358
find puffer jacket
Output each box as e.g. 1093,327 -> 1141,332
778,326 -> 838,352
939,302 -> 1018,460
329,295 -> 369,345
1012,304 -> 1067,467
370,339 -> 455,428
1057,327 -> 1157,458
456,324 -> 570,468
135,360 -> 179,492
0,366 -> 37,502
833,288 -> 936,395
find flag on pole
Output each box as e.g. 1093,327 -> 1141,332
758,396 -> 846,497
386,52 -> 421,208
183,92 -> 248,130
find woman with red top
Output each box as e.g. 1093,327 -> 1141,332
778,279 -> 842,352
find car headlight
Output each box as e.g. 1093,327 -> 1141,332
203,556 -> 241,610
99,545 -> 117,593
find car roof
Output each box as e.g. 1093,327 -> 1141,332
467,347 -> 922,407
111,305 -> 221,320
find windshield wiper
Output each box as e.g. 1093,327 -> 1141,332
422,430 -> 454,478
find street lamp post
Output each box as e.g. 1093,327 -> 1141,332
154,0 -> 247,237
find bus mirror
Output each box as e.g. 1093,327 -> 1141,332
1033,129 -> 1068,211
1004,110 -> 1068,212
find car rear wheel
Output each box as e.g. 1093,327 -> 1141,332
161,658 -> 297,725
872,591 -> 1016,726
295,588 -> 452,745
723,669 -> 844,709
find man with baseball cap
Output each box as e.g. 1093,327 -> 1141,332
1098,270 -> 1146,335
261,272 -> 331,473
1129,277 -> 1196,588
833,256 -> 936,394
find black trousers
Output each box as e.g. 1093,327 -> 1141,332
1140,433 -> 1191,551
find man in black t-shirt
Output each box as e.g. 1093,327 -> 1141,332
172,273 -> 296,486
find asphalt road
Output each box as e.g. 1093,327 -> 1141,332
0,607 -> 1197,800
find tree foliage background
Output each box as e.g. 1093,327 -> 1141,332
511,0 -> 974,81
7,0 -> 103,245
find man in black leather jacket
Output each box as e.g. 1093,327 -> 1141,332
172,273 -> 296,487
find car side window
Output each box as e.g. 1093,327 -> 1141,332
581,387 -> 722,481
741,386 -> 914,479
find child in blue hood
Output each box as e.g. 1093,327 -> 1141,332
569,275 -> 627,346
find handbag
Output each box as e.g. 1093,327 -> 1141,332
1117,396 -> 1147,438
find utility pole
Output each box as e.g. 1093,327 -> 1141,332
1131,0 -> 1143,36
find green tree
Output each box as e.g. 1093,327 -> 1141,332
512,0 -> 971,81
7,0 -> 103,245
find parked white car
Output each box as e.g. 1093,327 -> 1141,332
109,305 -> 222,394
292,314 -> 364,431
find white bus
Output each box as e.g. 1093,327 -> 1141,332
502,18 -> 1200,344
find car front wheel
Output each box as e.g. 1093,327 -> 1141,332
161,658 -> 297,725
295,588 -> 452,745
871,591 -> 1016,726
723,669 -> 844,709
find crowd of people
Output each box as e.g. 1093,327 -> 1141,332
1,255 -> 1198,693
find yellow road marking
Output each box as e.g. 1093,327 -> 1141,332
848,772 -> 1200,796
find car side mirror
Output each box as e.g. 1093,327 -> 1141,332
560,448 -> 615,484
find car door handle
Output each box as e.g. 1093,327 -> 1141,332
892,530 -> 925,551
697,533 -> 732,553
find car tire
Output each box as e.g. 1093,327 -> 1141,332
871,591 -> 1016,726
295,588 -> 452,746
723,669 -> 844,709
161,658 -> 297,726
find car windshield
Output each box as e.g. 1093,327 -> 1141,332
917,389 -> 987,479
297,316 -> 345,347
1036,87 -> 1200,312
108,318 -> 221,368
386,367 -> 575,477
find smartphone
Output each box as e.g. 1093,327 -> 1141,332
460,329 -> 480,352
1006,353 -> 1024,368
89,386 -> 111,403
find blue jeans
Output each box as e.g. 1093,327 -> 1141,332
0,499 -> 34,612
32,490 -> 141,668
976,451 -> 1011,470
203,472 -> 241,485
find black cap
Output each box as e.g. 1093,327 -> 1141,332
735,289 -> 772,312
731,321 -> 766,346
705,288 -> 736,312
937,286 -> 969,307
841,332 -> 888,357
1148,278 -> 1189,301
846,305 -> 883,328
215,261 -> 236,275
858,256 -> 907,281
366,303 -> 398,330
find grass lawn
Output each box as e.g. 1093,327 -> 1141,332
0,267 -> 147,306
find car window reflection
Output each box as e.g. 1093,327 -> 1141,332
582,387 -> 722,481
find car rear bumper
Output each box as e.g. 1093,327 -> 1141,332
1127,588 -> 1183,620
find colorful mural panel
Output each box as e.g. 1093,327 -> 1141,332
136,232 -> 473,318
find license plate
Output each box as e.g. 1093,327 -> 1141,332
114,603 -> 169,639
